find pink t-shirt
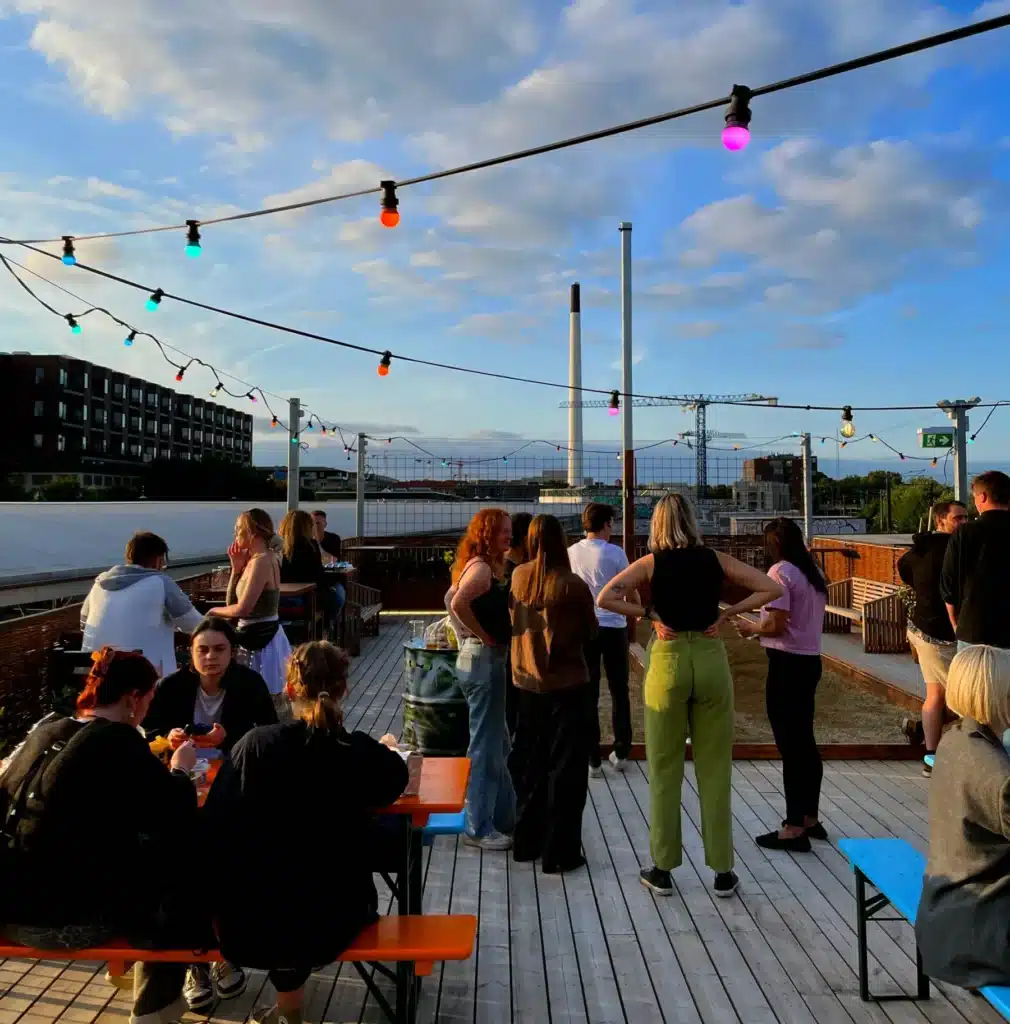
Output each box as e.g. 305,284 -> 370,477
760,560 -> 826,656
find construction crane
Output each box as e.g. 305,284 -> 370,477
558,393 -> 778,498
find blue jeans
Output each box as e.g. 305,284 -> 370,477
456,639 -> 516,838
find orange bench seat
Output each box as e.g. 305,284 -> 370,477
0,913 -> 477,979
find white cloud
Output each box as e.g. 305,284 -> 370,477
452,311 -> 540,341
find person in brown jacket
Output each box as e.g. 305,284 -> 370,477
509,514 -> 598,873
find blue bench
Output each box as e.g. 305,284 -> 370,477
422,811 -> 466,846
839,837 -> 1010,1019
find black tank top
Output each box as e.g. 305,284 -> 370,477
471,577 -> 512,646
651,547 -> 723,632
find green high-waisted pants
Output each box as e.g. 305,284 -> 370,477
643,633 -> 734,873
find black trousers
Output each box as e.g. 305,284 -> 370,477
587,626 -> 632,765
765,648 -> 823,827
511,685 -> 590,870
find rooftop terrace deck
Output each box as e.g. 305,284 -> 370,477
0,619 -> 998,1024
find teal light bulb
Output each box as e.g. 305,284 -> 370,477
71,323 -> 82,335
185,243 -> 201,258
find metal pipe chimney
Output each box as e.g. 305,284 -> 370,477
567,283 -> 583,488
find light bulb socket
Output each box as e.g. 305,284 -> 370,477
146,288 -> 165,310
175,367 -> 185,381
724,84 -> 752,130
378,350 -> 392,376
609,389 -> 620,415
380,181 -> 398,214
65,314 -> 80,333
185,220 -> 201,256
61,236 -> 76,266
124,330 -> 137,347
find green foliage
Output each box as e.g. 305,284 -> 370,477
813,470 -> 953,533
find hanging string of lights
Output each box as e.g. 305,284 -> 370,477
4,13 -> 1006,248
0,252 -> 362,447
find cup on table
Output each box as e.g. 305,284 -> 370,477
409,619 -> 426,646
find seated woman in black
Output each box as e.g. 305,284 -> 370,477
0,648 -> 204,1024
141,615 -> 276,1013
204,641 -> 408,1024
279,509 -> 340,638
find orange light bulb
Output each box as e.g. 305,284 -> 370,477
377,363 -> 390,376
380,208 -> 400,228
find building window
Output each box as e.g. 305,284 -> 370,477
181,451 -> 191,461
83,372 -> 89,389
35,367 -> 44,384
33,433 -> 43,448
57,434 -> 66,452
143,445 -> 156,463
113,411 -> 125,428
103,378 -> 109,395
194,429 -> 203,443
226,414 -> 234,429
161,395 -> 171,411
80,434 -> 88,452
130,387 -> 142,403
130,415 -> 141,431
146,420 -> 157,435
93,408 -> 107,425
226,436 -> 234,449
181,426 -> 191,441
161,422 -> 171,437
129,443 -> 141,457
114,382 -> 125,399
243,439 -> 251,452
180,402 -> 192,417
58,401 -> 67,420
215,433 -> 223,446
59,368 -> 68,386
33,400 -> 44,417
146,393 -> 158,408
160,447 -> 171,460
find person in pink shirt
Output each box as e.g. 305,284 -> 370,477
735,518 -> 827,852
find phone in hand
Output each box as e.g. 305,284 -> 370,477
184,723 -> 214,737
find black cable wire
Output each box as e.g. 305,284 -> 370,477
3,12 -> 1006,246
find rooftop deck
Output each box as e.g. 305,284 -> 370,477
0,619 -> 999,1024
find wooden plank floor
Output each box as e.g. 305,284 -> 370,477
1,619 -> 1001,1024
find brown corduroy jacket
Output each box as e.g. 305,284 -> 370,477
509,565 -> 598,694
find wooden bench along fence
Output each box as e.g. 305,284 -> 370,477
824,576 -> 909,654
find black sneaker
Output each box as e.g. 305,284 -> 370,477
782,819 -> 828,841
713,871 -> 739,898
756,830 -> 812,852
640,866 -> 673,896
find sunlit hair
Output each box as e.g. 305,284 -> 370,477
451,508 -> 510,585
236,507 -> 275,548
513,515 -> 571,607
76,647 -> 159,713
947,645 -> 1010,735
648,493 -> 702,552
287,641 -> 350,733
278,509 -> 315,561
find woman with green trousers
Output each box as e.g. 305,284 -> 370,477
598,494 -> 781,899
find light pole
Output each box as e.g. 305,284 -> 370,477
619,221 -> 634,561
937,397 -> 980,503
286,397 -> 301,512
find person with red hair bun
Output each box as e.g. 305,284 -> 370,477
445,507 -> 517,850
0,648 -> 207,1024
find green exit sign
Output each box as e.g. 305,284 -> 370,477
918,428 -> 954,449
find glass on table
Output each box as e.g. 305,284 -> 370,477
409,619 -> 426,646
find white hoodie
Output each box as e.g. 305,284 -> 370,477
80,564 -> 204,676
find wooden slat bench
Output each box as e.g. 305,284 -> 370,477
0,913 -> 476,1024
824,576 -> 909,654
839,837 -> 1010,1019
347,581 -> 383,637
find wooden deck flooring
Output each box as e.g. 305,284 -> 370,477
0,619 -> 1000,1024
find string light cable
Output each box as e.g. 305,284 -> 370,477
0,251 -> 357,446
2,13 -> 1007,246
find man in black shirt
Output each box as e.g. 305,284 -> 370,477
311,510 -> 341,561
941,470 -> 1010,650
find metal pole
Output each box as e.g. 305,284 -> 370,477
620,221 -> 635,561
286,397 -> 300,512
801,432 -> 813,541
940,398 -> 979,503
355,433 -> 367,539
567,283 -> 583,488
885,473 -> 892,532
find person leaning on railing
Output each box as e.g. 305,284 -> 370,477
0,648 -> 209,1024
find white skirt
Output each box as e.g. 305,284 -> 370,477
238,616 -> 292,696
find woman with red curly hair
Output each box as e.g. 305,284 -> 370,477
445,507 -> 517,850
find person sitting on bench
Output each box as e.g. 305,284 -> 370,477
915,644 -> 1010,989
204,641 -> 408,1024
0,648 -> 208,1024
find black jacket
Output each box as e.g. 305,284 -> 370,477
897,532 -> 954,642
143,662 -> 277,754
204,721 -> 408,968
0,716 -> 197,931
281,539 -> 329,588
916,718 -> 1010,988
319,531 -> 341,560
940,510 -> 1010,646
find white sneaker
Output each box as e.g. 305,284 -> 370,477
212,961 -> 247,999
589,764 -> 604,779
608,751 -> 628,772
462,830 -> 512,851
184,965 -> 216,1014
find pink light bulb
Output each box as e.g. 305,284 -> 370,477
722,124 -> 750,152
608,406 -> 619,417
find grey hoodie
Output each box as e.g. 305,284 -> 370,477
80,563 -> 200,627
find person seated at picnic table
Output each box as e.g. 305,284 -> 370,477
279,509 -> 342,639
80,531 -> 203,676
212,508 -> 293,720
0,648 -> 210,1024
203,641 -> 408,1024
142,616 -> 276,1012
916,644 -> 1010,989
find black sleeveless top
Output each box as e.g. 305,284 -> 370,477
471,577 -> 512,646
652,547 -> 723,632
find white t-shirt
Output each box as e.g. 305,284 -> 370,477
568,538 -> 630,629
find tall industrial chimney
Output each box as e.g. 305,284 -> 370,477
567,283 -> 583,488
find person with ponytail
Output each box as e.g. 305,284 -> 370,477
204,641 -> 407,1024
0,648 -> 209,1024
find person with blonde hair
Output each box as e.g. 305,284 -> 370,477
445,507 -> 516,850
278,510 -> 340,639
916,644 -> 1010,989
213,509 -> 292,718
205,641 -> 407,1024
598,493 -> 782,899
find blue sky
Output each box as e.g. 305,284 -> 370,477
0,0 -> 1008,474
